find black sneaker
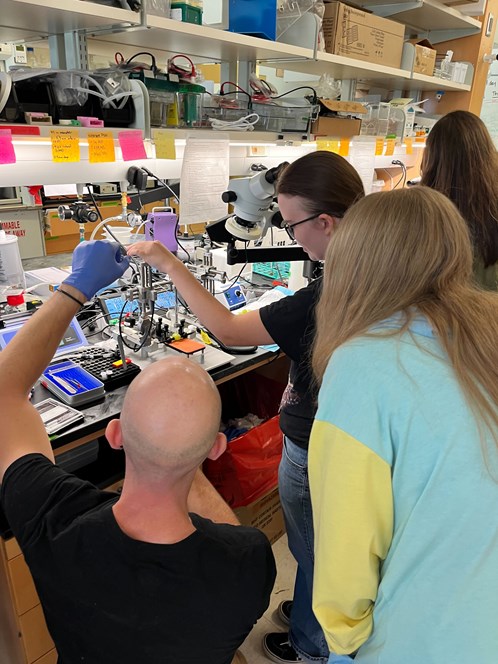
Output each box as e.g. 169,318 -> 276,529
263,632 -> 302,663
277,600 -> 293,626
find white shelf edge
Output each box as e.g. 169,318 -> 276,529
411,72 -> 472,90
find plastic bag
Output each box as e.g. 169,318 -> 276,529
204,415 -> 283,508
204,371 -> 286,508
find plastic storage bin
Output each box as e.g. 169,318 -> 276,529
147,0 -> 171,16
170,1 -> 203,24
252,99 -> 318,133
253,261 -> 291,281
228,0 -> 277,40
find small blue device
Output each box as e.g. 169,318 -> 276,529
0,318 -> 88,355
215,282 -> 246,311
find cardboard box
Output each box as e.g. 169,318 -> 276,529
311,116 -> 362,137
323,2 -> 405,68
318,99 -> 368,115
408,38 -> 437,76
234,486 -> 285,545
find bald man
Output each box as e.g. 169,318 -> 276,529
0,241 -> 276,664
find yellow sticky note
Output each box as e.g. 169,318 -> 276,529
405,137 -> 414,155
154,129 -> 176,160
339,138 -> 350,157
317,139 -> 340,154
88,130 -> 116,163
50,129 -> 80,163
375,138 -> 384,156
384,138 -> 395,156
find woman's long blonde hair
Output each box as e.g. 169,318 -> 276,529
312,187 -> 498,446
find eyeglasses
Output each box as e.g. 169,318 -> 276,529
282,214 -> 319,241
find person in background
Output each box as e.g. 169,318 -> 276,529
0,240 -> 276,664
128,151 -> 365,664
420,109 -> 498,290
309,187 -> 498,663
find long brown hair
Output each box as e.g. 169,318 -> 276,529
313,187 -> 498,448
277,150 -> 365,217
420,110 -> 498,268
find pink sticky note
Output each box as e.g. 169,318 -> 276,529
0,130 -> 16,165
118,130 -> 147,161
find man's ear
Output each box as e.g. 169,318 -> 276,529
106,419 -> 124,451
206,432 -> 227,462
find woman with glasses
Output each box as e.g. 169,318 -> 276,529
127,151 -> 365,664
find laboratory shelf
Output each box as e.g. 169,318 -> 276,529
0,0 -> 139,43
0,0 -> 476,94
358,0 -> 481,42
410,71 -> 472,90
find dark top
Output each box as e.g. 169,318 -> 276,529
259,278 -> 322,449
1,454 -> 276,664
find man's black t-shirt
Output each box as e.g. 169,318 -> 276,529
259,278 -> 322,450
1,454 -> 276,664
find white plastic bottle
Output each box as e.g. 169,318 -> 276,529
0,230 -> 25,299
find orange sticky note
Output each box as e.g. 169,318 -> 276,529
0,129 -> 16,164
154,129 -> 176,160
88,130 -> 116,163
317,139 -> 340,154
118,130 -> 147,161
375,138 -> 384,156
50,129 -> 80,163
384,138 -> 395,156
339,138 -> 350,157
405,137 -> 414,155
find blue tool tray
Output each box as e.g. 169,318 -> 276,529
41,360 -> 105,406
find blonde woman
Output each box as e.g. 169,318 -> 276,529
308,187 -> 498,663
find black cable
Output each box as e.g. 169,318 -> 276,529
80,313 -> 109,331
139,167 -> 179,203
223,243 -> 249,289
125,51 -> 157,73
118,299 -> 156,352
270,86 -> 318,104
175,216 -> 192,263
85,325 -> 111,338
85,185 -> 103,222
392,160 -> 407,189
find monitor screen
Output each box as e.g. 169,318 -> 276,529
99,291 -> 176,319
0,318 -> 88,354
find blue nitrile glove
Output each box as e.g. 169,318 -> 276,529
62,240 -> 130,301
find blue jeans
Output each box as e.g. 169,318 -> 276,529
279,437 -> 353,664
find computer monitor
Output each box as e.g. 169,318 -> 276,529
0,317 -> 88,355
98,290 -> 177,320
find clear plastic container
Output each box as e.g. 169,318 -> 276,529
0,230 -> 25,297
252,99 -> 318,133
147,0 -> 171,17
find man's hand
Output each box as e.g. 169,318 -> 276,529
127,240 -> 179,275
63,240 -> 130,301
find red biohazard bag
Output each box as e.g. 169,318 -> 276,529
204,373 -> 285,508
204,415 -> 283,508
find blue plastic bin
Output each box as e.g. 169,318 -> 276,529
229,0 -> 277,41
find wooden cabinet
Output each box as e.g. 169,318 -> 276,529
0,537 -> 55,664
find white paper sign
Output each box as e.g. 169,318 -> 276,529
179,137 -> 230,226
